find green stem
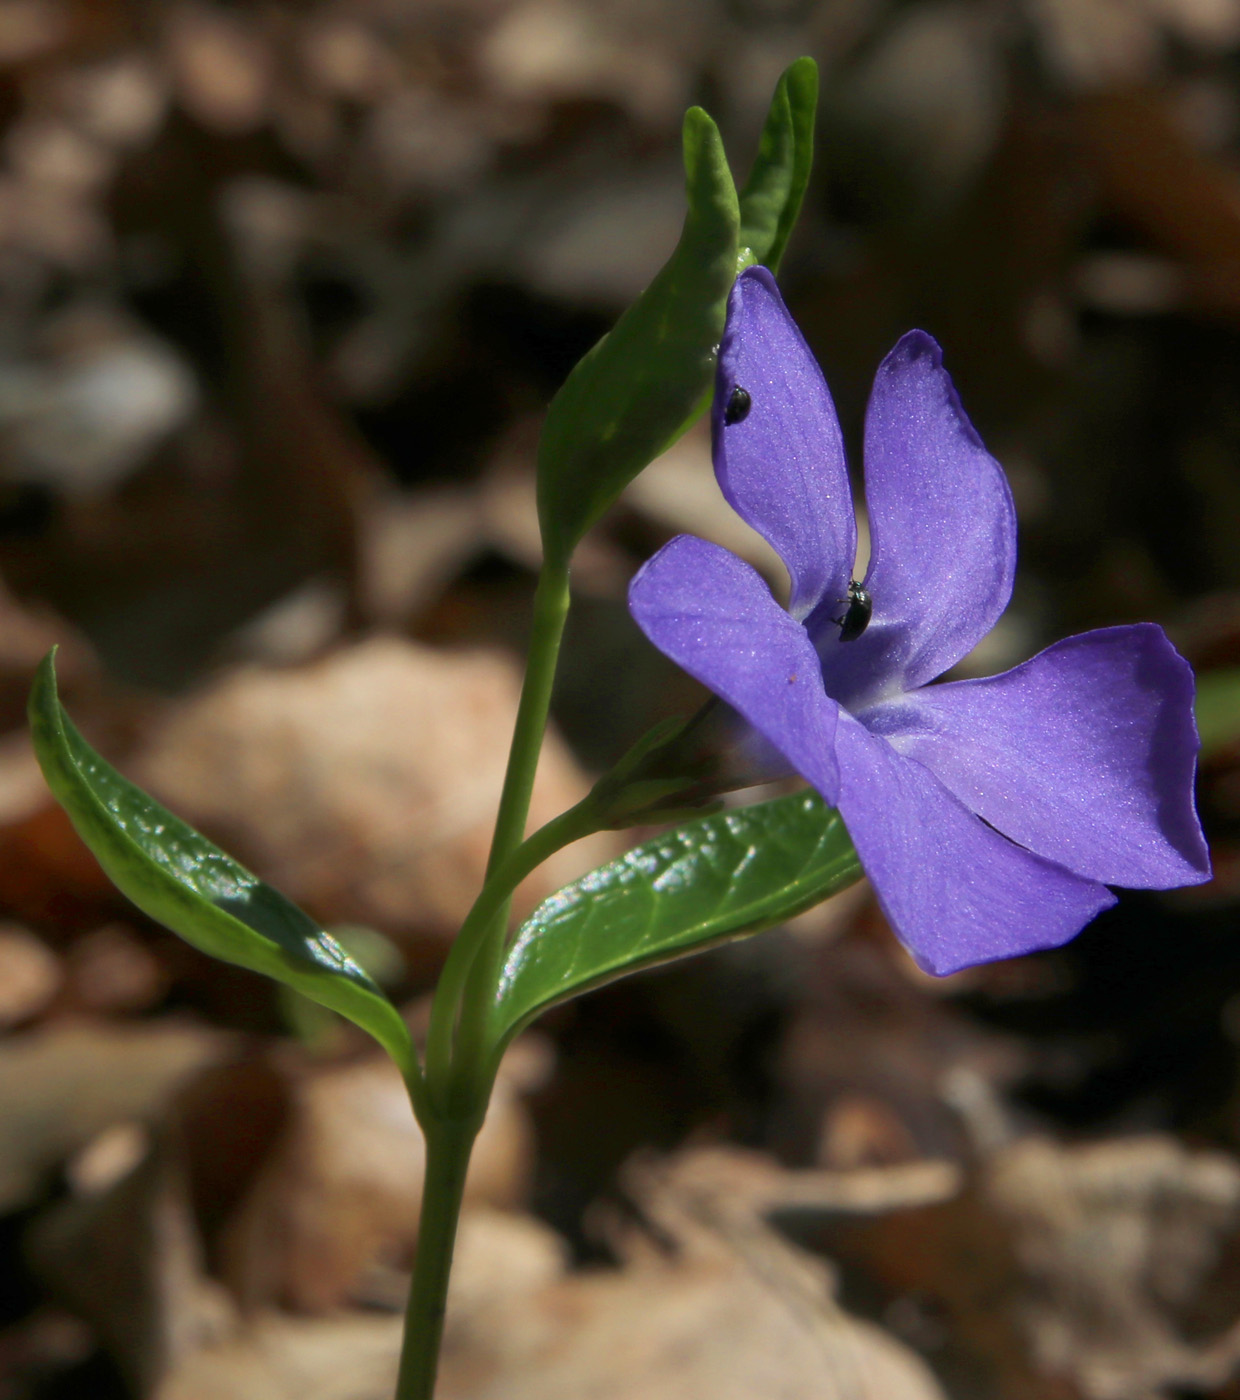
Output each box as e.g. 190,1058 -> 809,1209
457,564 -> 571,1065
423,562 -> 572,1110
394,1111 -> 481,1400
452,801 -> 593,1094
399,562 -> 575,1399
423,799 -> 597,1111
488,562 -> 572,874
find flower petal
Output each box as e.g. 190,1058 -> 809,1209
859,625 -> 1211,889
713,267 -> 855,621
628,534 -> 840,803
835,714 -> 1115,975
814,332 -> 1015,707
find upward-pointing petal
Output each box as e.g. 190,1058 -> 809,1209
713,267 -> 856,621
628,534 -> 840,804
815,331 -> 1016,707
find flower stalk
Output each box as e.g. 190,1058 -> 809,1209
394,1111 -> 481,1400
403,558 -> 574,1396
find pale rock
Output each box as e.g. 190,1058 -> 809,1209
0,922 -> 60,1026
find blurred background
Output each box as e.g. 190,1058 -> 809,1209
0,0 -> 1237,1397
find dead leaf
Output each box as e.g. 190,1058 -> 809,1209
217,1043 -> 541,1312
64,922 -> 169,1014
433,1145 -> 949,1400
157,1311 -> 402,1400
29,1125 -> 237,1396
0,922 -> 61,1026
156,1212 -> 567,1400
790,1132 -> 1240,1400
0,1020 -> 224,1212
164,3 -> 270,136
987,1134 -> 1240,1399
131,638 -> 621,950
158,1144 -> 947,1400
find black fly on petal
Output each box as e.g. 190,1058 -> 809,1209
724,386 -> 751,426
834,580 -> 872,642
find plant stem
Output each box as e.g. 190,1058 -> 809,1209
403,561 -> 573,1398
455,562 -> 571,1063
451,800 -> 595,1091
423,562 -> 572,1109
488,561 -> 572,875
423,798 -> 598,1111
394,1110 -> 481,1400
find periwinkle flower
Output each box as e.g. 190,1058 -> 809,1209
628,267 -> 1211,975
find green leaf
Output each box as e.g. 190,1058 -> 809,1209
1196,666 -> 1240,758
28,651 -> 415,1077
490,790 -> 861,1047
738,56 -> 818,273
536,106 -> 739,566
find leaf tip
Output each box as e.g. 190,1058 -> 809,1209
682,104 -> 716,141
29,647 -> 63,747
682,105 -> 726,174
35,644 -> 58,685
785,54 -> 819,95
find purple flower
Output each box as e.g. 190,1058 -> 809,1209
628,267 -> 1211,975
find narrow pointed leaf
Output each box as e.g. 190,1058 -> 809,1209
738,56 -> 818,272
491,790 -> 862,1047
537,106 -> 739,565
29,652 -> 415,1076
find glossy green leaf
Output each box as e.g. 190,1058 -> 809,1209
536,106 -> 739,566
738,56 -> 818,273
1196,666 -> 1240,758
29,651 -> 415,1077
491,790 -> 862,1047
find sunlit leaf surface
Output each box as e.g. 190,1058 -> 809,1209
491,790 -> 862,1046
29,651 -> 415,1076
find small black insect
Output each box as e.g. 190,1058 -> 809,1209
724,386 -> 751,426
834,579 -> 872,642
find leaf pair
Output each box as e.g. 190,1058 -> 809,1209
30,653 -> 859,1066
537,57 -> 819,566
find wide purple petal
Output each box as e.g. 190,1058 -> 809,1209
813,332 -> 1016,709
628,534 -> 840,804
858,624 -> 1211,890
834,714 -> 1115,976
713,267 -> 855,621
